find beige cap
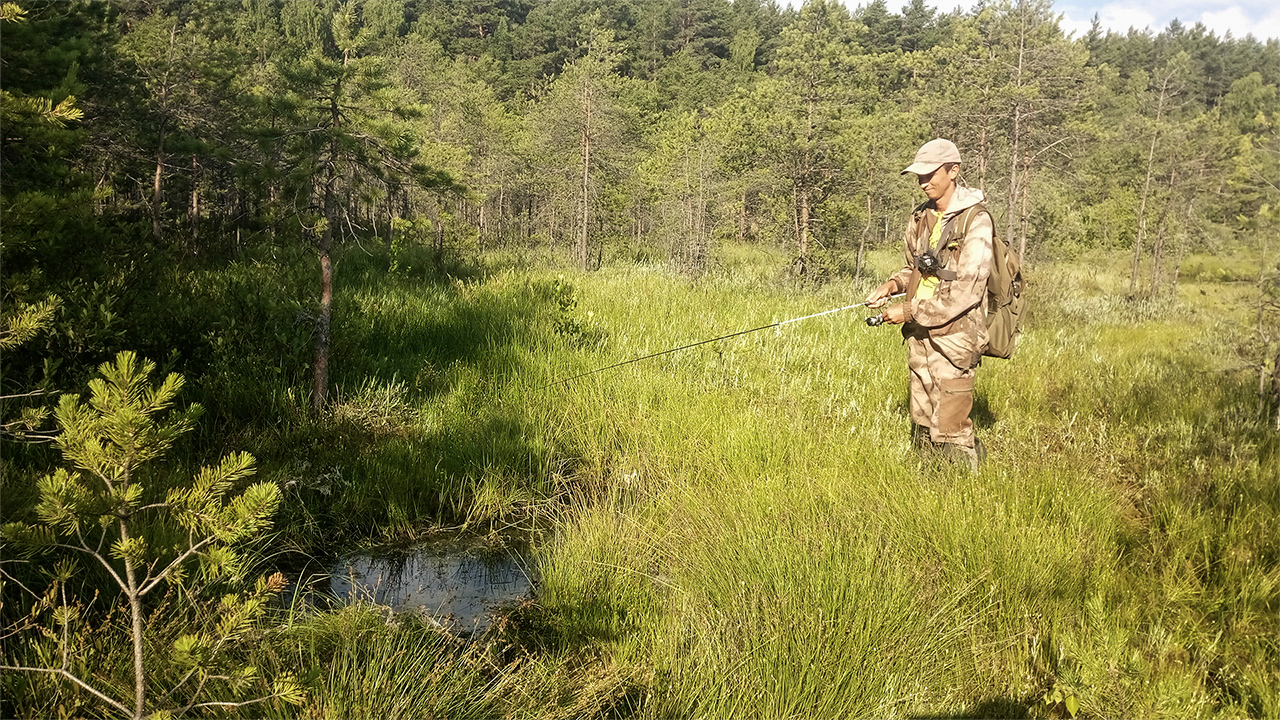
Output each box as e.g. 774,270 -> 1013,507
901,138 -> 961,176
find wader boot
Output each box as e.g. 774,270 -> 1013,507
937,440 -> 984,472
911,424 -> 934,451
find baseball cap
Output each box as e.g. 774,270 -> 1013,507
901,138 -> 961,176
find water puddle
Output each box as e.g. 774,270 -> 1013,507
326,539 -> 535,636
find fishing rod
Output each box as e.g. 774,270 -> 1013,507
545,293 -> 906,388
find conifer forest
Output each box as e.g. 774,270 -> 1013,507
1,1 -> 1278,718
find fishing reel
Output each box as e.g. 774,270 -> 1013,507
865,313 -> 887,327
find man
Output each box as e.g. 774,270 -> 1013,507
865,138 -> 992,469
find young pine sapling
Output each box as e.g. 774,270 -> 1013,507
1,351 -> 302,719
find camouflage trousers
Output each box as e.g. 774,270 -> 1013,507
905,332 -> 978,448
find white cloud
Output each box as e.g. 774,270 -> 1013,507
1056,4 -> 1160,39
1198,4 -> 1280,39
1053,0 -> 1280,40
1198,7 -> 1252,37
802,0 -> 1280,41
1094,3 -> 1160,32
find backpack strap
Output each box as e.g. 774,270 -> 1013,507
929,204 -> 985,281
961,203 -> 985,234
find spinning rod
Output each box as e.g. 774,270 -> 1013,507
545,293 -> 906,388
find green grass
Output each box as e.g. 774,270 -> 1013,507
6,245 -> 1275,718
253,246 -> 1275,717
488,250 -> 1277,718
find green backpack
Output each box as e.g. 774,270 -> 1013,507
957,204 -> 1025,359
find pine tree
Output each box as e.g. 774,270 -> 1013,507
259,1 -> 459,409
532,24 -> 633,270
768,0 -> 864,276
1,352 -> 300,719
930,0 -> 1090,261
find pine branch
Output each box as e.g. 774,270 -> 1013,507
138,535 -> 216,597
0,562 -> 42,601
0,665 -> 132,717
68,526 -> 129,593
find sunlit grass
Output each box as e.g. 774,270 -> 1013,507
220,247 -> 1278,718
496,249 -> 1278,718
9,234 -> 1275,720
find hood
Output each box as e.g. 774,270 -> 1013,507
944,186 -> 986,217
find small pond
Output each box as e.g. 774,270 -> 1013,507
325,539 -> 535,636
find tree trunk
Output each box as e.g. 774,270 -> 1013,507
857,193 -> 872,283
189,155 -> 200,252
314,241 -> 332,413
525,196 -> 532,242
313,96 -> 339,413
496,184 -> 505,247
1150,221 -> 1166,296
95,171 -> 108,215
798,185 -> 811,275
1170,241 -> 1185,298
1151,165 -> 1184,296
150,22 -> 179,242
385,191 -> 394,251
973,94 -> 991,192
435,200 -> 445,259
152,131 -> 166,241
121,519 -> 146,720
1005,16 -> 1027,244
578,94 -> 592,271
1273,342 -> 1280,431
1017,174 -> 1031,262
1131,79 -> 1170,294
1007,120 -> 1021,246
695,145 -> 708,274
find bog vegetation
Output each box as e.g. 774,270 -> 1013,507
1,0 -> 1277,718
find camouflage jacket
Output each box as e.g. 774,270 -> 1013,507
888,186 -> 992,357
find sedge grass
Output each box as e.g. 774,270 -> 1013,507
88,245 -> 1267,720
9,245 -> 1273,719
512,250 -> 1277,718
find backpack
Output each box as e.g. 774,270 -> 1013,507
957,204 -> 1025,359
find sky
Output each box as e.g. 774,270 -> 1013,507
1047,0 -> 1280,42
806,0 -> 1280,42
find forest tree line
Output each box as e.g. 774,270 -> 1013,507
2,0 -> 1278,409
2,4 -> 1278,714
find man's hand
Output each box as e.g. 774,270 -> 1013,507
881,303 -> 907,324
865,281 -> 898,308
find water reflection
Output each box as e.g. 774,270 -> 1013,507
328,543 -> 534,635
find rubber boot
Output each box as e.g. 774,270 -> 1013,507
910,424 -> 933,450
937,441 -> 980,472
911,424 -> 941,462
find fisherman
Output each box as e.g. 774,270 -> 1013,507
865,138 -> 991,470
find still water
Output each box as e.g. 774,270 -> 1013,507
328,541 -> 534,636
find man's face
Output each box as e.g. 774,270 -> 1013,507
914,164 -> 955,201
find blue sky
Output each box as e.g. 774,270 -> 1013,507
1048,0 -> 1279,41
801,0 -> 1280,42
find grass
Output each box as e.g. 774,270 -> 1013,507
271,245 -> 1275,717
493,249 -> 1277,718
5,244 -> 1276,718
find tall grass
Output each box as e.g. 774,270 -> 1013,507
511,251 -> 1277,718
15,245 -> 1269,719
241,245 -> 1272,717
224,245 -> 1274,717
242,606 -> 502,719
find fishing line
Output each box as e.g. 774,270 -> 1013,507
544,293 -> 905,388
